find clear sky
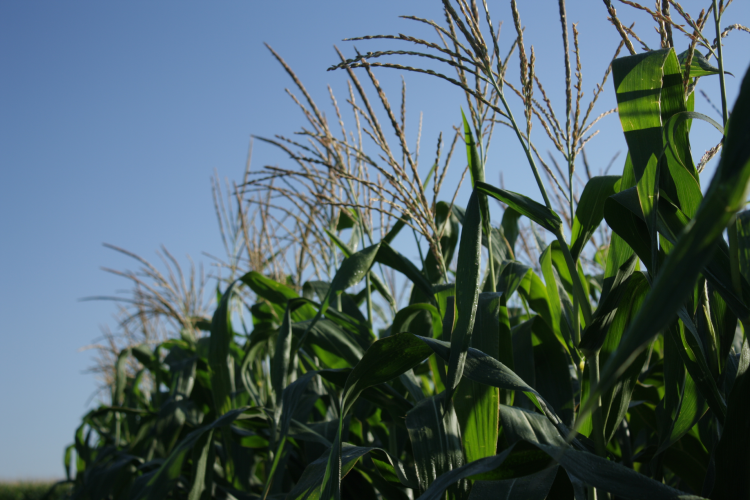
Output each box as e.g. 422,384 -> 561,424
1,0 -> 748,480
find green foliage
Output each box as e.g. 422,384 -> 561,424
64,1 -> 750,499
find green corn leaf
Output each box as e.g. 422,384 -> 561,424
500,404 -> 568,447
133,407 -> 264,500
383,216 -> 409,244
297,243 -> 381,354
592,271 -> 651,444
292,318 -> 364,369
406,393 -> 466,497
326,228 -> 395,306
501,207 -> 521,258
529,316 -> 575,428
677,49 -> 725,77
320,333 -> 435,500
539,243 -> 573,352
532,443 -> 706,500
318,369 -> 413,420
671,308 -> 727,422
736,210 -> 750,284
656,340 -> 707,455
606,186 -> 750,321
391,303 -> 443,340
454,293 -> 507,462
467,466 -> 559,500
476,182 -> 562,233
579,254 -> 639,356
271,304 -> 293,400
463,111 -> 495,284
240,270 -> 299,306
570,176 -> 621,261
496,261 -> 532,299
445,191 -> 483,406
712,338 -> 750,499
412,444 -> 516,500
187,429 -> 214,500
418,336 -> 574,444
376,241 -> 434,299
289,445 -> 415,500
209,280 -> 239,417
584,63 -> 750,426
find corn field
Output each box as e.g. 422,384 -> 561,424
59,0 -> 750,499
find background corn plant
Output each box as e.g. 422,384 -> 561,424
60,0 -> 750,499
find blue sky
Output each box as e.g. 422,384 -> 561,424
1,0 -> 748,479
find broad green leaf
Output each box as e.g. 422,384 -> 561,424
736,210 -> 750,284
290,445 -> 411,500
446,191 -> 483,406
712,338 -> 750,499
569,176 -> 621,261
614,49 -> 676,270
240,270 -> 299,307
341,333 -> 434,415
292,318 -> 364,369
321,333 -> 435,500
454,293 -> 507,462
530,316 -> 575,428
418,336 -> 575,445
671,309 -> 727,423
500,404 -> 567,447
677,49 -> 724,77
606,186 -> 750,321
496,261 -> 532,299
585,63 -> 750,424
467,466 -> 558,500
595,271 -> 651,444
539,243 -> 572,352
209,280 -> 239,417
187,429 -> 214,500
532,443 -> 705,499
134,407 -> 263,500
391,303 -> 443,340
656,342 -> 706,455
376,241 -> 434,299
463,111 -> 496,285
501,207 -> 521,258
412,444 -> 516,500
579,254 -> 639,356
383,216 -> 409,244
326,228 -> 395,306
271,304 -> 293,400
476,182 -> 562,233
407,392 -> 466,497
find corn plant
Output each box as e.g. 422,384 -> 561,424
60,0 -> 750,499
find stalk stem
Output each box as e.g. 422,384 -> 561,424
589,353 -> 606,457
711,0 -> 741,297
712,0 -> 729,127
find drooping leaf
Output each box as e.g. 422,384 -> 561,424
326,228 -> 395,306
476,182 -> 562,233
677,49 -> 725,77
